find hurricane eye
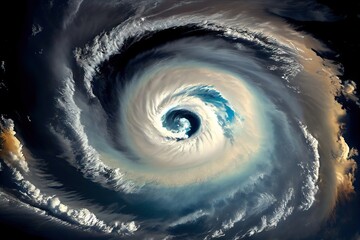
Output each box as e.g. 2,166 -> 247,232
0,1 -> 358,239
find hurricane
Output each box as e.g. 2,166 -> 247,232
0,0 -> 359,239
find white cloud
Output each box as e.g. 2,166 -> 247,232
212,229 -> 225,238
31,24 -> 43,36
1,61 -> 5,72
221,209 -> 246,231
6,164 -> 138,235
62,0 -> 83,29
51,67 -> 138,193
244,188 -> 294,238
342,80 -> 360,106
298,121 -> 320,210
0,117 -> 29,172
169,209 -> 210,227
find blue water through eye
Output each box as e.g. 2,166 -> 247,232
162,109 -> 201,140
169,85 -> 238,140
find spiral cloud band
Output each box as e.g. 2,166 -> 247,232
0,0 -> 358,239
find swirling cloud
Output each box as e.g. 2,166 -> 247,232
0,0 -> 358,239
